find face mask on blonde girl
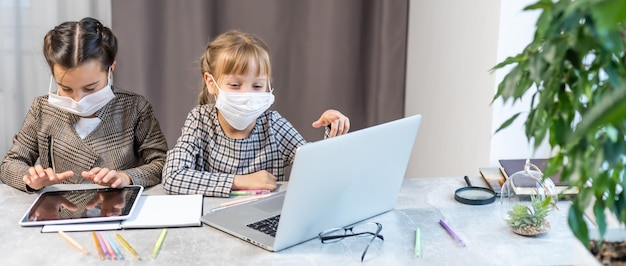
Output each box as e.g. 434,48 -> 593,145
209,74 -> 275,131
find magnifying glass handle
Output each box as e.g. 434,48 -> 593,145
464,176 -> 472,187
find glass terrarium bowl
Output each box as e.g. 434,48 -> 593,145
500,162 -> 558,236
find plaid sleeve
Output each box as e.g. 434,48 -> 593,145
121,96 -> 167,187
162,107 -> 234,197
0,97 -> 43,192
270,112 -> 306,167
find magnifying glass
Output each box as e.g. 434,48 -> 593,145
454,176 -> 496,205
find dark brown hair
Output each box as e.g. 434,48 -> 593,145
43,17 -> 117,73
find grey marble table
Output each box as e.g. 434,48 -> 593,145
0,177 -> 600,265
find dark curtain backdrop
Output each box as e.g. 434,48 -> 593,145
110,0 -> 408,147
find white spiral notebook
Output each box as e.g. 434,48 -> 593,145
41,194 -> 204,232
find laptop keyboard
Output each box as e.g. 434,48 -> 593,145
246,215 -> 281,237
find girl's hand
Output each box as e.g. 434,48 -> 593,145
23,165 -> 74,190
312,109 -> 350,137
82,167 -> 131,188
233,170 -> 277,191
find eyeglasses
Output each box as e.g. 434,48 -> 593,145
318,222 -> 384,262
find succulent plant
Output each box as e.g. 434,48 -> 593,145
507,194 -> 554,235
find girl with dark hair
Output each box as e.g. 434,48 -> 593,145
0,17 -> 168,192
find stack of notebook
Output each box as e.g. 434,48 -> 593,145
479,158 -> 578,198
41,194 -> 204,232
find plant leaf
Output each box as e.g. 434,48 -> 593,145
568,206 -> 590,248
570,83 -> 626,143
590,0 -> 626,32
494,113 -> 522,134
594,200 -> 607,238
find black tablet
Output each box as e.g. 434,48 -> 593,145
19,185 -> 143,226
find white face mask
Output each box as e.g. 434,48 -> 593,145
211,75 -> 275,130
48,69 -> 115,117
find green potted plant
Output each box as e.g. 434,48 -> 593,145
491,0 -> 626,254
507,194 -> 555,236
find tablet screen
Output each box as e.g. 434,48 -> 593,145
19,185 -> 143,226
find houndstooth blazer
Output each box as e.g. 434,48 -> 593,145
0,87 -> 168,192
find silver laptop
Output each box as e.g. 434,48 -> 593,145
201,114 -> 422,251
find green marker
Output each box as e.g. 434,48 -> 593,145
152,228 -> 168,259
415,227 -> 421,258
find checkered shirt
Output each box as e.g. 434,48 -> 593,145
162,105 -> 309,197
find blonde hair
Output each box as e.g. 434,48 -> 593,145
198,30 -> 272,105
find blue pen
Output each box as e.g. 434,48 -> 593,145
207,205 -> 229,213
104,232 -> 124,260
